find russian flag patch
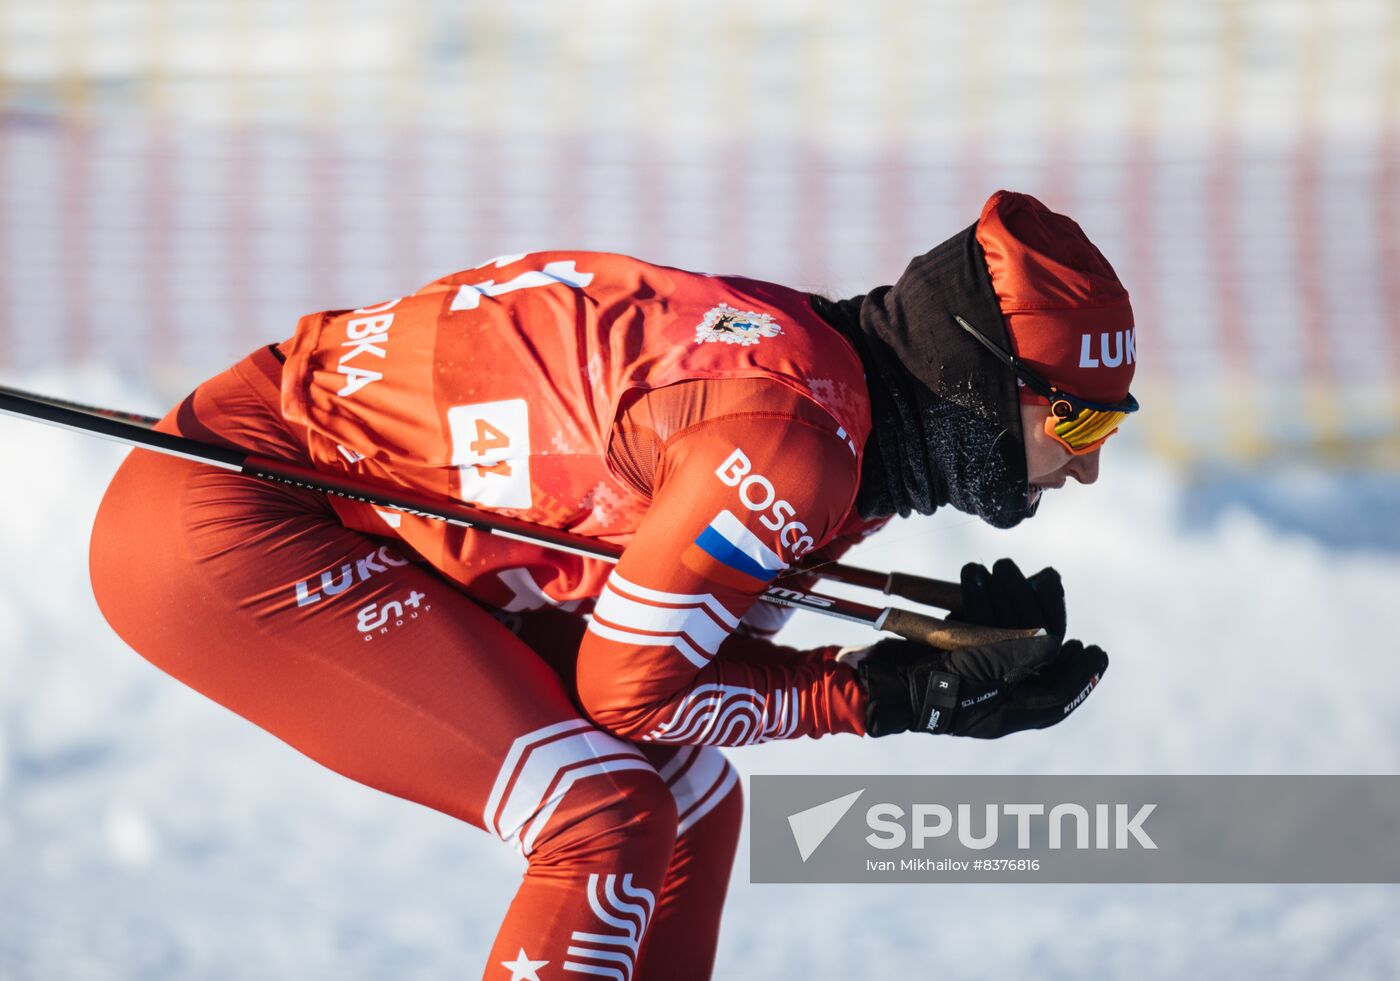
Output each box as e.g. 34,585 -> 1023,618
681,510 -> 787,591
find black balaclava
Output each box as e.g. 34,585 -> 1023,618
809,223 -> 1037,528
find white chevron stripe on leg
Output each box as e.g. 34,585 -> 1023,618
484,721 -> 653,856
662,745 -> 741,835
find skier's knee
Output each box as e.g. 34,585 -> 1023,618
536,766 -> 678,871
490,729 -> 678,869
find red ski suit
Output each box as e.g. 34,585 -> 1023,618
90,252 -> 886,980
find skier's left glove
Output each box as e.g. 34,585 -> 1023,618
844,634 -> 1107,738
954,558 -> 1066,637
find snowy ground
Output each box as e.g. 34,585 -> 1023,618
3,369 -> 1400,980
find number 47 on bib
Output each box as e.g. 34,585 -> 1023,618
448,399 -> 532,509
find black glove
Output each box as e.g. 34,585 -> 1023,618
956,558 -> 1066,637
855,634 -> 1107,739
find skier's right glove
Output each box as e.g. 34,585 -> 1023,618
954,558 -> 1067,637
848,634 -> 1107,738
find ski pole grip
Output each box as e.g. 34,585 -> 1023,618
878,607 -> 1040,649
884,573 -> 963,612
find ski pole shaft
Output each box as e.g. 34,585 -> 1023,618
0,386 -> 1029,647
797,561 -> 964,612
0,384 -> 163,427
0,386 -> 973,612
0,386 -> 620,561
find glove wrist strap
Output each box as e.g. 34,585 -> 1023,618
915,670 -> 961,734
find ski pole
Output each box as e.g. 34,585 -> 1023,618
2,385 -> 975,613
1,385 -> 1012,646
792,561 -> 963,613
0,385 -> 166,428
0,384 -> 971,613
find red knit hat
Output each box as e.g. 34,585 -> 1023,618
974,190 -> 1136,405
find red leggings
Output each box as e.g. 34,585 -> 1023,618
89,347 -> 741,980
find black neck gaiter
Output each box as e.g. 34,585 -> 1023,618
810,225 -> 1037,529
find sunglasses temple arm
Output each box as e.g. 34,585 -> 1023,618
952,315 -> 1059,401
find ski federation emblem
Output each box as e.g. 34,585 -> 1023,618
694,304 -> 783,346
681,509 -> 788,591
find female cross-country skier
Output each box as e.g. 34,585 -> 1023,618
89,190 -> 1136,980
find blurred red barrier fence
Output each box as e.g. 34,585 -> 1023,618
1,0 -> 1396,465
